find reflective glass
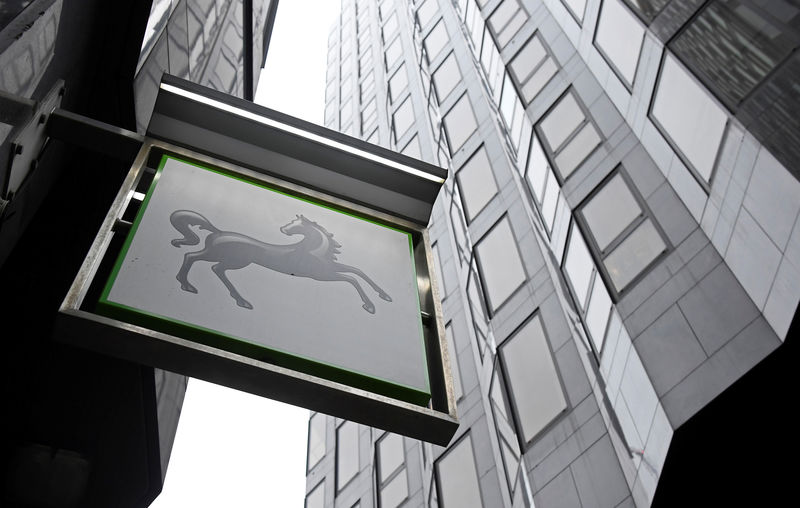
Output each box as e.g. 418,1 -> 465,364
389,65 -> 408,103
417,0 -> 438,28
554,122 -> 601,178
307,412 -> 326,471
540,93 -> 583,152
424,20 -> 449,62
336,421 -> 359,491
605,219 -> 666,290
651,54 -> 727,182
382,12 -> 398,39
380,471 -> 408,508
582,173 -> 641,250
378,433 -> 404,482
564,226 -> 594,309
436,435 -> 482,508
475,218 -> 527,312
585,278 -> 611,351
385,36 -> 402,68
433,53 -> 462,102
443,94 -> 478,153
401,135 -> 422,160
306,481 -> 325,508
340,98 -> 353,126
526,137 -> 549,202
457,147 -> 498,221
499,315 -> 567,444
393,98 -> 415,141
595,0 -> 645,85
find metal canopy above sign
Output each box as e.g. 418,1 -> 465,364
148,75 -> 447,226
56,78 -> 457,446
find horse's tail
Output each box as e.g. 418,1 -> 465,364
169,210 -> 219,247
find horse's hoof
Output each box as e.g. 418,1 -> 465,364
379,293 -> 392,302
171,239 -> 182,247
180,284 -> 198,294
363,303 -> 375,314
237,300 -> 253,310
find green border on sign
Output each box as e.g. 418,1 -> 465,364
97,154 -> 431,406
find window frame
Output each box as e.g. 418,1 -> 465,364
442,92 -> 478,156
507,32 -> 559,105
375,432 -> 409,508
472,214 -> 529,317
305,479 -> 326,508
560,0 -> 587,26
433,431 -> 485,508
306,412 -> 327,473
647,50 -> 729,191
592,0 -> 646,91
455,144 -> 500,224
535,88 -> 603,184
496,311 -> 569,450
573,166 -> 671,302
335,420 -> 360,494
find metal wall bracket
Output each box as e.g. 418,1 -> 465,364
3,79 -> 64,198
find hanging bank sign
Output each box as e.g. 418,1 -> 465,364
57,76 -> 457,445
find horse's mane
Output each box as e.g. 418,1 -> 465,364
304,218 -> 342,261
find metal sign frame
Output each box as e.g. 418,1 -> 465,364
57,139 -> 458,445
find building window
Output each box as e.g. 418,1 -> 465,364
382,12 -> 399,41
670,0 -> 799,111
340,97 -> 353,127
360,71 -> 375,102
385,36 -> 402,69
324,100 -> 337,129
392,97 -> 415,143
537,90 -> 602,181
594,0 -> 645,87
306,480 -> 325,508
362,97 -> 377,134
401,135 -> 421,160
650,53 -> 728,185
443,93 -> 478,154
498,313 -> 568,446
389,64 -> 409,103
433,52 -> 461,103
376,433 -> 408,508
524,135 -> 561,234
487,0 -> 527,48
474,216 -> 527,314
444,322 -> 464,400
562,0 -> 587,24
435,433 -> 483,508
576,168 -> 669,295
456,145 -> 498,222
336,421 -> 359,492
508,34 -> 558,104
424,20 -> 449,63
307,412 -> 326,472
416,0 -> 438,28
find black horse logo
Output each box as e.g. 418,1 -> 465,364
169,210 -> 392,313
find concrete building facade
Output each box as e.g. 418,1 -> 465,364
306,0 -> 799,507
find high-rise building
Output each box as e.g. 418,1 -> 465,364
0,1 -> 276,506
307,0 -> 799,506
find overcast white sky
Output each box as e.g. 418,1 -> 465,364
150,1 -> 341,506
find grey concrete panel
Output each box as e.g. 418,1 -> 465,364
666,156 -> 706,222
613,393 -> 644,451
678,263 -> 759,356
532,466 -> 583,508
570,436 -> 630,508
528,412 -> 606,493
526,395 -> 599,470
639,121 -> 672,177
743,147 -> 800,251
642,403 -> 672,478
616,263 -> 671,319
605,321 -> 632,405
725,208 -> 782,308
763,256 -> 800,339
634,305 -> 707,396
540,293 -> 575,352
661,317 -> 779,427
675,228 -> 709,266
623,266 -> 696,339
730,133 -> 760,190
647,182 -> 697,247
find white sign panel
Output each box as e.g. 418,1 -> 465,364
98,155 -> 430,405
